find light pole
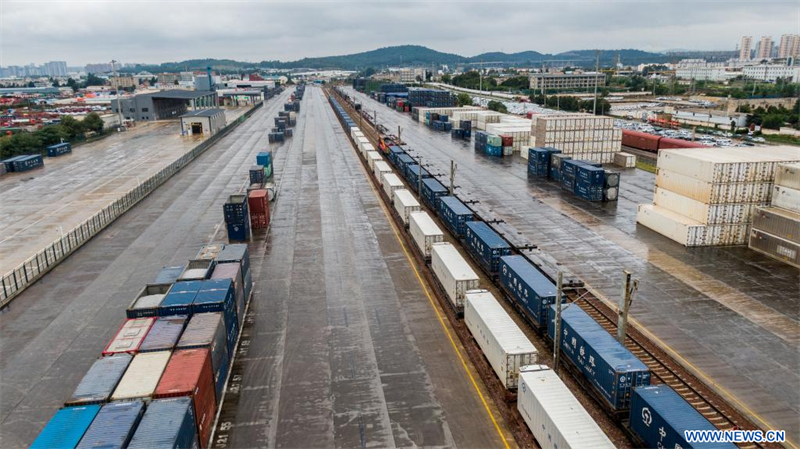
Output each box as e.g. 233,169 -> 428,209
111,60 -> 124,131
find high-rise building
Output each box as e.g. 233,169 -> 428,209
85,63 -> 113,74
756,36 -> 774,60
740,36 -> 753,60
778,34 -> 800,59
43,61 -> 68,77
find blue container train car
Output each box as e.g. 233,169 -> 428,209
463,221 -> 512,275
499,255 -> 561,329
438,196 -> 474,238
548,304 -> 651,411
630,385 -> 738,449
421,177 -> 448,210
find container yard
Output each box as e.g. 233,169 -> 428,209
340,84 -> 800,448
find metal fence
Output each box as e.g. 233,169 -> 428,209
0,102 -> 264,309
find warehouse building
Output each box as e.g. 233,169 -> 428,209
111,90 -> 218,121
179,108 -> 226,136
529,72 -> 606,90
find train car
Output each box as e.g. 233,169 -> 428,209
658,136 -> 708,150
498,255 -> 561,330
404,164 -> 431,190
548,305 -> 651,412
438,196 -> 475,239
621,129 -> 660,152
420,177 -> 448,210
430,242 -> 480,312
517,365 -> 615,449
630,385 -> 738,449
463,221 -> 512,275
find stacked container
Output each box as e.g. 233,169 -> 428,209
223,194 -> 250,242
749,162 -> 800,267
486,123 -> 532,155
528,147 -> 560,178
638,146 -> 800,246
528,113 -> 621,163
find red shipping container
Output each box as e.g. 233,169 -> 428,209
500,135 -> 513,147
248,189 -> 270,229
154,348 -> 217,448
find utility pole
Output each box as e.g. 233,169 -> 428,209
553,271 -> 563,373
449,160 -> 457,195
373,110 -> 377,125
593,50 -> 600,115
398,125 -> 402,141
418,156 -> 423,195
617,270 -> 638,345
111,60 -> 124,131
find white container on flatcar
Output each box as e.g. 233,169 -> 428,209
373,161 -> 392,181
430,242 -> 479,309
409,211 -> 444,258
517,365 -> 615,449
382,172 -> 404,196
366,151 -> 383,172
393,189 -> 420,226
464,290 -> 537,389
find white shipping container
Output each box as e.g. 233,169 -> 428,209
637,204 -> 750,246
381,172 -> 404,196
773,185 -> 800,213
614,152 -> 636,168
656,146 -> 800,184
775,162 -> 800,190
656,169 -> 773,204
373,161 -> 392,181
430,243 -> 480,309
464,291 -> 537,389
409,211 -> 444,258
360,142 -> 375,159
393,189 -> 421,225
653,188 -> 758,225
104,317 -> 155,354
517,365 -> 615,449
350,127 -> 361,140
356,137 -> 370,155
366,151 -> 383,172
111,351 -> 171,401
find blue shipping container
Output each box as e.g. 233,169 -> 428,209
404,164 -> 430,189
463,221 -> 512,275
249,165 -> 265,184
226,220 -> 250,242
2,155 -> 25,172
223,195 -> 248,225
575,183 -> 604,202
630,385 -> 738,449
485,144 -> 503,157
66,354 -> 132,406
561,172 -> 576,192
396,154 -> 415,172
437,196 -> 474,238
256,151 -> 271,167
139,315 -> 187,352
155,265 -> 184,285
159,281 -> 203,317
548,305 -> 651,410
499,255 -> 561,329
13,154 -> 44,172
421,177 -> 448,210
177,312 -> 229,399
217,243 -> 250,278
76,401 -> 145,449
577,164 -> 605,186
562,159 -> 581,177
128,398 -> 198,449
31,405 -> 100,449
47,142 -> 72,157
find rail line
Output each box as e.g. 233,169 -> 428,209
327,86 -> 783,449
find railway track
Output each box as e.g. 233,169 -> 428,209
572,290 -> 775,449
327,86 -> 782,449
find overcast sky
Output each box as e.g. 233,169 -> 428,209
1,0 -> 797,66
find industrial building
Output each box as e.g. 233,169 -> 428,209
179,108 -> 226,136
529,72 -> 606,90
111,90 -> 219,121
742,64 -> 800,82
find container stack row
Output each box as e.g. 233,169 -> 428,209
528,113 -> 622,164
32,244 -> 252,449
637,146 -> 800,246
529,148 -> 620,203
407,87 -> 455,108
748,162 -> 800,267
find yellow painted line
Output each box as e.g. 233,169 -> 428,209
346,131 -> 511,449
587,283 -> 798,449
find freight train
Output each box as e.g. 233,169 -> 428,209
330,87 -> 737,449
622,129 -> 708,153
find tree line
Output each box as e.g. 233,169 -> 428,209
1,113 -> 106,159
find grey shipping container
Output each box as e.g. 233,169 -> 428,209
66,354 -> 132,406
75,401 -> 145,449
128,397 -> 199,449
178,259 -> 215,281
749,228 -> 800,269
126,284 -> 173,318
751,206 -> 800,244
139,315 -> 188,352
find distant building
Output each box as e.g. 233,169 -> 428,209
85,63 -> 114,74
742,64 -> 800,82
529,72 -> 605,90
756,36 -> 774,60
740,36 -> 753,61
43,61 -> 68,77
158,73 -> 180,85
110,76 -> 138,88
675,66 -> 740,81
778,34 -> 800,59
111,90 -> 218,121
180,108 -> 226,136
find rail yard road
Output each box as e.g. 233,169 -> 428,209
346,87 -> 800,448
0,86 -> 512,448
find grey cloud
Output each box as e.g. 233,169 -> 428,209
1,1 -> 797,65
